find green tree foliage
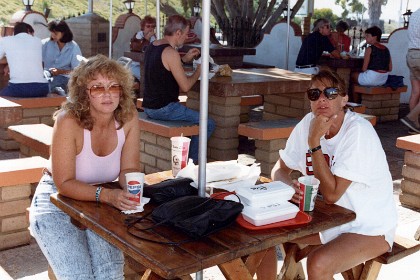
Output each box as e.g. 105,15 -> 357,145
313,8 -> 340,29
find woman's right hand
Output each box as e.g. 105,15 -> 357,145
105,189 -> 139,211
290,180 -> 302,205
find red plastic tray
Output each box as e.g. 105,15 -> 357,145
236,211 -> 312,230
210,192 -> 312,230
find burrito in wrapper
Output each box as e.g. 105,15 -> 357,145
216,64 -> 232,77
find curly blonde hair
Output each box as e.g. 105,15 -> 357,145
54,54 -> 136,130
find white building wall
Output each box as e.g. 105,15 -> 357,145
243,22 -> 302,71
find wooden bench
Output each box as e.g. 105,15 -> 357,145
396,134 -> 420,210
0,95 -> 64,150
279,235 -> 420,280
238,118 -> 300,176
138,112 -> 199,174
7,124 -> 52,159
0,156 -> 48,251
353,85 -> 407,122
346,102 -> 366,114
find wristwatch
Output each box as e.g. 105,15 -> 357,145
308,145 -> 322,155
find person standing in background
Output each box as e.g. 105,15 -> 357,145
42,20 -> 83,95
400,8 -> 420,134
0,22 -> 49,97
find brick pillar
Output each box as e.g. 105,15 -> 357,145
187,91 -> 241,161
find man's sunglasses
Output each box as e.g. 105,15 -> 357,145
307,87 -> 340,101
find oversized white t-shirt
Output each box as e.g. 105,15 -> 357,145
0,33 -> 47,84
280,110 -> 397,248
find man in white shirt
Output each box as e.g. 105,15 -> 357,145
0,22 -> 49,97
401,8 -> 420,134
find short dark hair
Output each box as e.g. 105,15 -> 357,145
336,20 -> 349,32
365,26 -> 382,42
310,69 -> 347,97
48,20 -> 73,43
14,22 -> 33,35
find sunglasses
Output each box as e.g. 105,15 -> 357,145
307,87 -> 340,101
88,84 -> 122,98
323,25 -> 330,29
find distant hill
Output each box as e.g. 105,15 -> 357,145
0,0 -> 183,26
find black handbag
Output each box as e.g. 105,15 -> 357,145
126,194 -> 243,244
143,177 -> 197,205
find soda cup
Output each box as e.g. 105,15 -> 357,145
125,172 -> 144,206
170,136 -> 191,177
298,176 -> 320,212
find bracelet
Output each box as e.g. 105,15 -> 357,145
95,186 -> 103,204
308,145 -> 322,155
180,58 -> 186,65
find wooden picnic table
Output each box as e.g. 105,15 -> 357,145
50,170 -> 356,280
187,68 -> 312,161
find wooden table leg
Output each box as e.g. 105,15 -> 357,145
218,258 -> 253,280
243,249 -> 268,276
278,243 -> 306,280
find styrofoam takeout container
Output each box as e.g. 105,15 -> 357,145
242,201 -> 299,226
236,181 -> 295,207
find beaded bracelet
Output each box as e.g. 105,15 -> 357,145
95,186 -> 103,205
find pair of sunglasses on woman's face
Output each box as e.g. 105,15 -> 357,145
307,87 -> 340,101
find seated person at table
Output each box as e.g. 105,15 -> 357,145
294,18 -> 341,75
0,22 -> 49,97
29,54 -> 140,279
270,69 -> 397,279
143,14 -> 215,163
329,20 -> 351,52
130,15 -> 157,80
351,26 -> 392,86
42,20 -> 83,95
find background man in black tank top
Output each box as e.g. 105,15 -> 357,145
142,15 -> 215,163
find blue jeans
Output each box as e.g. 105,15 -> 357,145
0,82 -> 49,97
29,174 -> 124,280
144,102 -> 215,163
49,75 -> 69,95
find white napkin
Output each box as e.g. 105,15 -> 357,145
176,160 -> 261,192
121,197 -> 150,214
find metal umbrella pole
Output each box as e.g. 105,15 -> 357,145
156,0 -> 161,39
196,0 -> 210,278
109,0 -> 113,58
285,0 -> 291,69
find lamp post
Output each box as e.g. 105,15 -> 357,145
193,1 -> 201,17
403,9 -> 412,28
22,0 -> 34,12
123,0 -> 135,14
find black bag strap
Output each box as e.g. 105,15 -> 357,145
125,192 -> 241,245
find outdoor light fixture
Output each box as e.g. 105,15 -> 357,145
403,9 -> 412,28
123,0 -> 135,14
22,0 -> 35,11
193,1 -> 201,17
282,5 -> 293,18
